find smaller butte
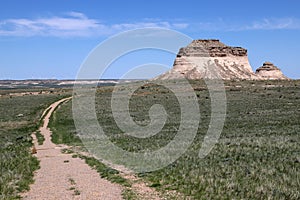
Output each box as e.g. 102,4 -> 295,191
255,62 -> 289,80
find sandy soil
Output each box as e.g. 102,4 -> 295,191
22,97 -> 123,200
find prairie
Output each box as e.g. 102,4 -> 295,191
1,80 -> 299,199
49,80 -> 300,199
0,89 -> 71,199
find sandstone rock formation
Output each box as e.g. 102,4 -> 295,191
157,39 -> 289,80
255,62 -> 288,80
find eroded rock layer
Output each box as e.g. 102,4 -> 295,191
157,39 -> 288,80
255,62 -> 288,80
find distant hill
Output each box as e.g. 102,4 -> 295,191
157,39 -> 289,80
0,79 -> 121,89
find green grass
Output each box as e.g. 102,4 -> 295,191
74,189 -> 81,196
48,100 -> 82,146
79,155 -> 131,187
67,177 -> 81,196
68,178 -> 76,185
47,80 -> 300,199
122,188 -> 139,200
0,90 -> 71,199
35,131 -> 45,145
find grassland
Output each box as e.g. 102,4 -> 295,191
0,89 -> 71,199
49,80 -> 300,199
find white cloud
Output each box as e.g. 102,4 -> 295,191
191,18 -> 300,31
243,18 -> 300,30
66,11 -> 88,19
0,12 -> 189,37
1,13 -> 299,38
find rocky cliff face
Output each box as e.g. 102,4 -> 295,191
255,62 -> 288,80
157,39 -> 288,80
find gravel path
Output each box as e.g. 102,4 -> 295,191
22,97 -> 123,200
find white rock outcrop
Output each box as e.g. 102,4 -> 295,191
255,62 -> 288,80
157,39 -> 289,80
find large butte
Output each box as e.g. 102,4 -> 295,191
157,39 -> 289,80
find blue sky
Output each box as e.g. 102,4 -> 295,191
0,0 -> 300,79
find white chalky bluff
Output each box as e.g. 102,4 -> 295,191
157,39 -> 289,80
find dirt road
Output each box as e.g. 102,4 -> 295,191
22,97 -> 123,200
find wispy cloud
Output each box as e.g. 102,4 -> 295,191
0,12 -> 189,37
193,18 -> 300,31
242,18 -> 300,30
1,13 -> 299,38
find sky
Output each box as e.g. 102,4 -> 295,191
0,0 -> 299,79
